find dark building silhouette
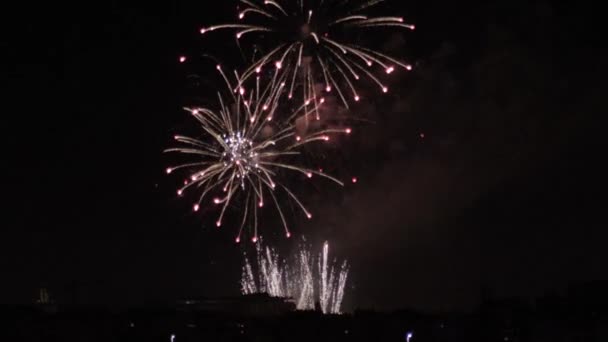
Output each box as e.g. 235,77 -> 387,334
176,293 -> 296,316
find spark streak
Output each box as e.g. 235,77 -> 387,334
199,0 -> 415,108
166,68 -> 349,240
241,239 -> 349,314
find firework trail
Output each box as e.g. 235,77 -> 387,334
241,239 -> 349,314
199,0 -> 415,109
165,66 -> 351,242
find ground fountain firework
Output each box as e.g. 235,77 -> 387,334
241,239 -> 349,314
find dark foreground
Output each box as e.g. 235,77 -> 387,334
4,289 -> 608,342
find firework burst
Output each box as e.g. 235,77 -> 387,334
199,0 -> 415,109
241,239 -> 349,314
165,66 -> 351,242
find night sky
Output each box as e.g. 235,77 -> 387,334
4,0 -> 606,312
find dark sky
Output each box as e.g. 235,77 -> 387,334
3,0 -> 606,312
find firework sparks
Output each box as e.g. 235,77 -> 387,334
241,239 -> 349,314
199,0 -> 415,109
165,67 -> 350,241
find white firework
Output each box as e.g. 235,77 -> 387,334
200,0 -> 415,109
165,66 -> 350,242
241,239 -> 349,314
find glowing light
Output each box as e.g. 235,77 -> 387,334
241,239 -> 349,314
354,96 -> 360,101
382,87 -> 388,93
166,168 -> 173,174
345,128 -> 352,134
252,236 -> 258,243
179,56 -> 187,63
420,133 -> 425,139
235,236 -> 241,243
166,74 -> 345,239
177,189 -> 183,196
198,1 -> 415,106
352,177 -> 358,184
